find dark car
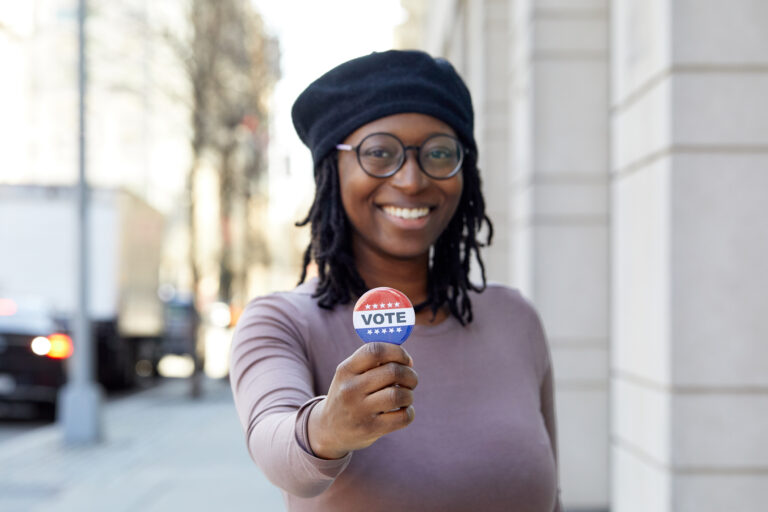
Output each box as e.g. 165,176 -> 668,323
0,297 -> 72,418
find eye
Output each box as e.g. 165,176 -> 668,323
422,143 -> 457,162
360,137 -> 400,161
363,146 -> 394,159
425,147 -> 454,160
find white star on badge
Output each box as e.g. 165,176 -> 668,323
365,305 -> 371,309
367,329 -> 372,334
389,328 -> 394,333
397,327 -> 402,332
380,303 -> 386,308
387,302 -> 393,307
372,304 -> 378,309
374,329 -> 380,334
395,302 -> 400,307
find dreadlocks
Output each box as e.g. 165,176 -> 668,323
296,150 -> 493,325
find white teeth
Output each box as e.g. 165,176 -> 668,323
382,206 -> 430,220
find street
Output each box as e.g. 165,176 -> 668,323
0,419 -> 48,444
0,377 -> 286,512
0,372 -> 165,443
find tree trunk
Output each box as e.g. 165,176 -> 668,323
187,155 -> 203,399
218,142 -> 236,304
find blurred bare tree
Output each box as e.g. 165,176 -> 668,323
166,0 -> 279,396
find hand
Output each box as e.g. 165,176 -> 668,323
308,342 -> 418,459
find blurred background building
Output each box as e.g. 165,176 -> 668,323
398,1 -> 768,511
0,0 -> 282,382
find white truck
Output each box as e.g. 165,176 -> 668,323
0,184 -> 165,390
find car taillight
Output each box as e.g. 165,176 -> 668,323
30,333 -> 73,359
48,333 -> 74,359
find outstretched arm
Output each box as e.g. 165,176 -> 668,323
229,296 -> 349,498
230,295 -> 418,498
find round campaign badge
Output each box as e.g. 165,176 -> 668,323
353,287 -> 415,345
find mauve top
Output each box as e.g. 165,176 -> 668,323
230,280 -> 562,511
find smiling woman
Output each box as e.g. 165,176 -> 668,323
290,51 -> 490,326
337,113 -> 463,273
230,50 -> 563,512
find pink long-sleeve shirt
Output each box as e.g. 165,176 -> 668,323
230,280 -> 562,511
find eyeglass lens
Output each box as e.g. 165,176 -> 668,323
358,133 -> 462,178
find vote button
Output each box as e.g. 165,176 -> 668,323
353,287 -> 415,345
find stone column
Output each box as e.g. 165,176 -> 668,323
465,0 -> 513,284
423,0 -> 513,285
511,0 -> 610,509
611,1 -> 768,511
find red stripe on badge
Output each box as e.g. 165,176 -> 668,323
353,287 -> 415,345
354,287 -> 413,312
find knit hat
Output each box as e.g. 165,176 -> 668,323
292,50 -> 476,166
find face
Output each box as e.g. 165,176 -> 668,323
337,112 -> 464,263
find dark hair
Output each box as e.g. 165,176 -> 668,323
296,148 -> 493,326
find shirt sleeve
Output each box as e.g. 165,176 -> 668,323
229,294 -> 352,498
520,290 -> 563,512
541,359 -> 563,512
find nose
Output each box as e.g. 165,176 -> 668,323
389,149 -> 428,193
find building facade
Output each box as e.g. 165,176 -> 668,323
0,0 -> 281,309
0,0 -> 193,213
398,1 -> 768,510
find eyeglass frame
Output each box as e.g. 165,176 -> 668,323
335,132 -> 465,180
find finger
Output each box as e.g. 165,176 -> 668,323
340,342 -> 413,375
375,405 -> 415,433
359,362 -> 419,394
364,385 -> 415,414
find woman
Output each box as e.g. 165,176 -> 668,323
230,50 -> 562,512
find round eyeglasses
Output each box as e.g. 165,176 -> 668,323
336,132 -> 464,180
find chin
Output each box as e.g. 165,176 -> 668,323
389,250 -> 430,261
372,242 -> 432,262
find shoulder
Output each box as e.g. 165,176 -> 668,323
240,279 -> 322,320
233,280 -> 326,349
469,283 -> 551,377
470,283 -> 541,323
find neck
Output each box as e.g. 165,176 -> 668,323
354,249 -> 430,305
352,241 -> 449,326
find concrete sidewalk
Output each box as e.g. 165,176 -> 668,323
0,378 -> 285,512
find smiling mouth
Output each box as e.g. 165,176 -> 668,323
381,205 -> 431,220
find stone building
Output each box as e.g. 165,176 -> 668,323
398,1 -> 768,510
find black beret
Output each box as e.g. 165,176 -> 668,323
291,50 -> 476,166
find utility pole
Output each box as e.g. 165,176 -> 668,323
59,0 -> 103,444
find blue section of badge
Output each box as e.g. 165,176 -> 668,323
355,325 -> 413,345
